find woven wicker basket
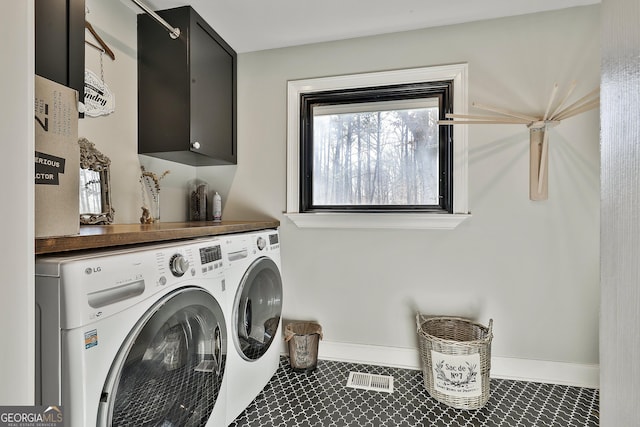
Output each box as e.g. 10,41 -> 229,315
416,315 -> 493,410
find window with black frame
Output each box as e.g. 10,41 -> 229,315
299,81 -> 454,214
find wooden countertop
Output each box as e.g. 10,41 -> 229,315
35,220 -> 280,255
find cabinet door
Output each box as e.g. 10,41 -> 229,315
190,17 -> 236,164
138,8 -> 190,157
35,0 -> 85,103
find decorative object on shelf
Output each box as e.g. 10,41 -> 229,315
139,166 -> 169,224
213,192 -> 222,222
79,137 -> 114,225
189,180 -> 209,221
439,82 -> 599,201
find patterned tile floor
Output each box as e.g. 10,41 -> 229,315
229,357 -> 599,427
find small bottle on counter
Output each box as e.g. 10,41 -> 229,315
213,192 -> 222,222
189,180 -> 208,221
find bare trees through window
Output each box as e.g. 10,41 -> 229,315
312,106 -> 440,206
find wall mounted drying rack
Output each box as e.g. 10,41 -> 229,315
439,82 -> 599,201
130,0 -> 181,39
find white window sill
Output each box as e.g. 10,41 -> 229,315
284,212 -> 471,230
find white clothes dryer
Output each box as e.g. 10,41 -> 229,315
35,238 -> 229,427
222,229 -> 283,425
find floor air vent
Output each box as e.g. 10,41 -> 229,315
346,372 -> 394,393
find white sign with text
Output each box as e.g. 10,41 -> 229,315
84,69 -> 115,117
431,351 -> 482,397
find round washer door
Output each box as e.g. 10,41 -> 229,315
233,257 -> 283,361
98,287 -> 227,427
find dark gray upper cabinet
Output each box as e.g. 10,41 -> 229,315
35,0 -> 85,104
138,6 -> 237,166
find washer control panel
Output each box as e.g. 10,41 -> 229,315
169,253 -> 190,277
198,244 -> 224,274
200,244 -> 222,264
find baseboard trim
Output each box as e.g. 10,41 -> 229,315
284,340 -> 599,389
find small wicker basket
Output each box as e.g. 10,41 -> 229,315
416,315 -> 493,410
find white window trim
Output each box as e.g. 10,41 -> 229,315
285,64 -> 471,230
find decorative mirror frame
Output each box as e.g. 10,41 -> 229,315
79,137 -> 115,224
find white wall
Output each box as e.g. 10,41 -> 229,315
200,5 -> 601,380
80,3 -> 600,384
0,0 -> 35,404
80,0 -> 194,224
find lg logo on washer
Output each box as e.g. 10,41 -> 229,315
84,266 -> 102,275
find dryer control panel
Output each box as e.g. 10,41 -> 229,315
257,232 -> 280,252
267,232 -> 279,250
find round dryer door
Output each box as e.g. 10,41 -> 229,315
233,257 -> 283,361
98,287 -> 227,427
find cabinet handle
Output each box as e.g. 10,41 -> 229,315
191,141 -> 201,150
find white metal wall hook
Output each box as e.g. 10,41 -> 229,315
439,82 -> 599,201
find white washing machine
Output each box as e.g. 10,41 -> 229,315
35,238 -> 229,427
222,229 -> 283,425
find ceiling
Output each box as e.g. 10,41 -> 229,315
136,0 -> 600,53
